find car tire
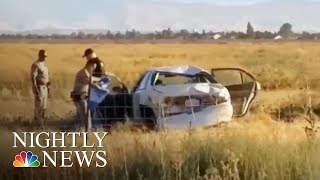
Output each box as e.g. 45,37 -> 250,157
140,105 -> 157,130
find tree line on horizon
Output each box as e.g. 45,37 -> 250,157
1,22 -> 319,40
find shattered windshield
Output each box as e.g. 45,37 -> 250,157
154,72 -> 213,86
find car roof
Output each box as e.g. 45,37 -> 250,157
148,65 -> 208,75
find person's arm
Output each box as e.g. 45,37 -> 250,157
100,61 -> 106,75
47,67 -> 51,97
83,67 -> 99,87
47,67 -> 50,87
30,63 -> 40,95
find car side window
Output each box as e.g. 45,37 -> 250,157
212,70 -> 242,86
136,72 -> 152,91
211,69 -> 256,86
242,72 -> 255,83
132,73 -> 146,92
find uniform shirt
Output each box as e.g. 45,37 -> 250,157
86,58 -> 105,77
73,68 -> 90,94
31,61 -> 49,86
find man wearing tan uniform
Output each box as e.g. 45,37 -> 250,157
30,50 -> 50,127
71,48 -> 105,129
71,63 -> 93,128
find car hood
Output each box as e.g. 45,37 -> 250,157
149,65 -> 207,75
150,83 -> 229,103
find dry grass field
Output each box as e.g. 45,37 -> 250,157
0,41 -> 320,180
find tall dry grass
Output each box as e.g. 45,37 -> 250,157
1,42 -> 320,99
1,116 -> 319,180
0,42 -> 320,114
0,42 -> 320,179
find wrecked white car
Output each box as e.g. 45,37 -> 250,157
93,66 -> 260,130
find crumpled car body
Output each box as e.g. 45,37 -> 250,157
140,83 -> 234,130
92,66 -> 261,130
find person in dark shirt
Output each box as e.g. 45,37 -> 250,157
82,48 -> 105,77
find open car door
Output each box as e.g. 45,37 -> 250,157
211,68 -> 261,117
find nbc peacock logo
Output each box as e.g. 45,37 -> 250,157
13,151 -> 40,168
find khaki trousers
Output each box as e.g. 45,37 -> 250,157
73,99 -> 91,129
34,85 -> 48,127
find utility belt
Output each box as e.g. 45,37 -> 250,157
36,78 -> 50,85
70,91 -> 88,102
37,83 -> 47,86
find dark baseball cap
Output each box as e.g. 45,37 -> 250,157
82,48 -> 94,57
38,49 -> 47,57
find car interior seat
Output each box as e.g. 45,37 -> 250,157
155,79 -> 164,86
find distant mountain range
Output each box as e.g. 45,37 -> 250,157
1,0 -> 320,34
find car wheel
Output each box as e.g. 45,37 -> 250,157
140,106 -> 157,130
144,115 -> 156,130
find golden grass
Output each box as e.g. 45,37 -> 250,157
1,42 -> 320,117
1,42 -> 320,95
1,117 -> 319,180
0,42 -> 320,179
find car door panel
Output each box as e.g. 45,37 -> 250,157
225,82 -> 256,117
211,68 -> 260,117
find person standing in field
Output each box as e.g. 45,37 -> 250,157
83,48 -> 106,78
71,48 -> 106,128
30,49 -> 50,128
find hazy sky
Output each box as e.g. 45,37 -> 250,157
0,0 -> 319,32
